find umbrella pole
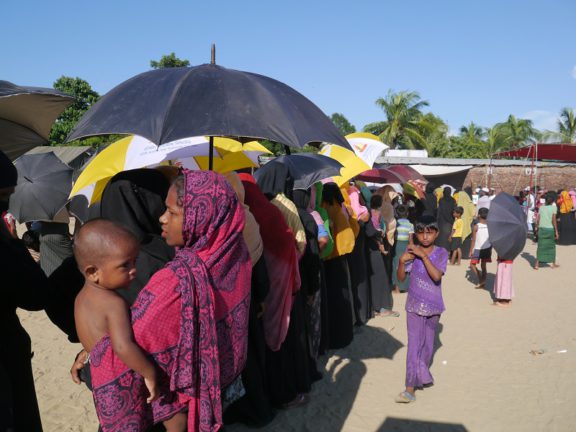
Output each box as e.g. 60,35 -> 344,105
284,145 -> 291,155
209,136 -> 214,170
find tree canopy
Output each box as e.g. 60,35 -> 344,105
330,113 -> 356,136
49,76 -> 102,146
150,53 -> 191,69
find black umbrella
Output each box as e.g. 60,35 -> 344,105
65,64 -> 351,155
9,152 -> 73,223
0,80 -> 74,160
486,192 -> 527,260
254,153 -> 343,191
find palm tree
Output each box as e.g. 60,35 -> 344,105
484,127 -> 508,157
366,90 -> 430,149
494,115 -> 538,149
459,122 -> 485,141
558,107 -> 576,143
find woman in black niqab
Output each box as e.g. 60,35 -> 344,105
436,186 -> 457,250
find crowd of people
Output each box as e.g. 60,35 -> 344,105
3,144 -> 573,431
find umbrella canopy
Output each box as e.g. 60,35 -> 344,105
377,164 -> 426,182
319,144 -> 371,186
345,132 -> 388,167
0,80 -> 74,160
66,64 -> 351,151
356,168 -> 407,184
486,192 -> 527,260
9,152 -> 73,223
254,153 -> 343,191
70,135 -> 270,204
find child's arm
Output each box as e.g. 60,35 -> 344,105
469,224 -> 477,257
410,246 -> 443,282
106,299 -> 159,403
552,210 -> 559,239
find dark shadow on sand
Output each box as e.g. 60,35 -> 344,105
378,417 -> 468,432
227,324 -> 403,431
464,268 -> 496,302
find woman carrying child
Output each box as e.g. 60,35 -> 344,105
83,170 -> 251,432
395,215 -> 448,403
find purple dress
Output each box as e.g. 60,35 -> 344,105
404,247 -> 448,388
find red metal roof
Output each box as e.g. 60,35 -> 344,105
494,143 -> 576,162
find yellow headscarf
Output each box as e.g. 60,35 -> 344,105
456,190 -> 475,240
558,190 -> 573,214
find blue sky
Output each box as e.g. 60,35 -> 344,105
2,0 -> 575,135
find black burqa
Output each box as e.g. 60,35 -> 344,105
321,183 -> 355,350
365,218 -> 392,313
46,168 -> 174,341
1,210 -> 50,432
421,182 -> 438,217
1,149 -> 48,431
436,187 -> 456,250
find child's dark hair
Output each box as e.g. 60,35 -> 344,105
370,194 -> 383,210
396,204 -> 409,218
478,207 -> 489,219
545,191 -> 556,205
454,206 -> 464,215
22,230 -> 40,252
415,214 -> 439,233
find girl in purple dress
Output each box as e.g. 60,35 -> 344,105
395,215 -> 448,403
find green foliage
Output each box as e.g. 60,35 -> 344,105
368,90 -> 430,149
558,107 -> 576,143
150,53 -> 190,69
493,115 -> 537,149
259,140 -> 318,156
49,76 -> 101,146
330,113 -> 356,136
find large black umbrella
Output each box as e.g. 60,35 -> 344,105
0,80 -> 74,160
254,153 -> 343,191
486,192 -> 527,260
9,152 -> 73,223
65,64 -> 351,153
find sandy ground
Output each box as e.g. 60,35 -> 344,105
19,240 -> 576,432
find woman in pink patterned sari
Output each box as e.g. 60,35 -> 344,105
89,170 -> 251,432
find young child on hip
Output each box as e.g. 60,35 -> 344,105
395,215 -> 448,403
469,207 -> 492,288
448,206 -> 464,265
73,219 -> 186,431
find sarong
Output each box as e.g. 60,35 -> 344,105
536,227 -> 556,263
90,267 -> 249,432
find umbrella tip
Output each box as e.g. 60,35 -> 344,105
211,44 -> 216,65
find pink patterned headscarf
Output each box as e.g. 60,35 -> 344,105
170,170 -> 251,431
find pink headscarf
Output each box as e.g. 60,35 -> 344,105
169,170 -> 251,431
348,185 -> 368,219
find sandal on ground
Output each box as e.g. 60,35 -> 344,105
395,391 -> 416,403
376,310 -> 400,318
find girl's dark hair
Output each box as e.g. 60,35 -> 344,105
414,214 -> 439,232
454,206 -> 464,215
370,194 -> 383,209
172,172 -> 185,207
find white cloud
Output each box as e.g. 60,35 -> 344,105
572,65 -> 576,79
521,110 -> 559,131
